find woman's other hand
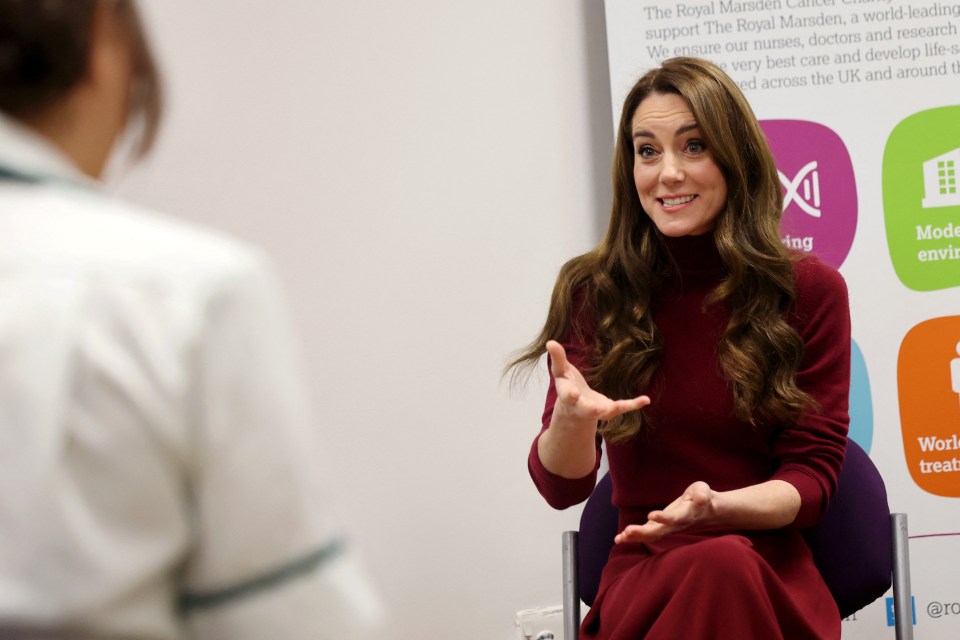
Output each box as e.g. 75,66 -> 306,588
614,478 -> 802,543
615,481 -> 716,544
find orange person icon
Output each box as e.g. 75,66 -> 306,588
898,317 -> 960,497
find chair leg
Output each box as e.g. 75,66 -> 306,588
890,513 -> 913,640
562,531 -> 580,640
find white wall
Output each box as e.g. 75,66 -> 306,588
116,2 -> 613,638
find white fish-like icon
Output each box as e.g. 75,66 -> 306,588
779,160 -> 821,218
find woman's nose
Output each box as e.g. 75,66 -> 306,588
660,155 -> 685,184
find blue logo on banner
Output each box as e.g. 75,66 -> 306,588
886,596 -> 917,626
849,339 -> 873,452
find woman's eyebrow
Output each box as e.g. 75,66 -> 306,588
632,122 -> 701,141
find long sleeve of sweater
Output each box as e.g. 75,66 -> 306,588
771,258 -> 851,527
527,297 -> 602,510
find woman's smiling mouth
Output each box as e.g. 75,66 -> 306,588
659,194 -> 698,207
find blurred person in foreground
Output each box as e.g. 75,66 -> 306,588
0,1 -> 382,638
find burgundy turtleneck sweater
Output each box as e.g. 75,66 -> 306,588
529,234 -> 851,529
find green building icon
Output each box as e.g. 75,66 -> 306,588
923,149 -> 960,209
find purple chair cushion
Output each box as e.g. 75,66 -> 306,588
801,439 -> 893,618
576,471 -> 618,607
577,439 -> 892,618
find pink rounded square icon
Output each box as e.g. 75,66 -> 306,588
760,120 -> 858,269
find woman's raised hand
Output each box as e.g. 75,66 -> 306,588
547,340 -> 650,429
538,341 -> 650,480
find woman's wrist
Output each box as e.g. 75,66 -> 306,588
709,481 -> 801,530
538,422 -> 598,479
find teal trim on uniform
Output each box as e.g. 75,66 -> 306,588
0,165 -> 42,183
178,538 -> 346,612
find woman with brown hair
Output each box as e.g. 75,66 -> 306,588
0,2 -> 381,638
511,57 -> 849,638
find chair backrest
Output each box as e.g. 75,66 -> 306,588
803,438 -> 893,617
576,439 -> 893,618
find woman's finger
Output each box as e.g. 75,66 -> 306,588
554,378 -> 582,405
545,340 -> 570,379
612,395 -> 651,414
615,521 -> 669,544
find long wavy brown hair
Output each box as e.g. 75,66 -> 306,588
508,57 -> 813,443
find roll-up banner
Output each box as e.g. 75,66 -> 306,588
605,1 -> 960,637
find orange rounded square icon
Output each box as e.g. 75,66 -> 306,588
898,315 -> 960,497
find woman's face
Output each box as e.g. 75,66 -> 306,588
630,92 -> 728,237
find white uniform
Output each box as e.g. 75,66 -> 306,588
0,115 -> 381,639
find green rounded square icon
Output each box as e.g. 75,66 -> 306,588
883,105 -> 960,291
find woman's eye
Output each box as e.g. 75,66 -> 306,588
637,145 -> 657,158
686,140 -> 706,154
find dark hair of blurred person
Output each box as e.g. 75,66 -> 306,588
0,0 -> 161,170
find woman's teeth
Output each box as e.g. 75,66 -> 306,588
662,195 -> 696,206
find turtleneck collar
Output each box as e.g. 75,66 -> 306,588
660,232 -> 725,274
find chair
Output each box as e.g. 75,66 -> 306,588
562,439 -> 914,639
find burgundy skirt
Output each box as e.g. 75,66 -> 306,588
581,529 -> 840,640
